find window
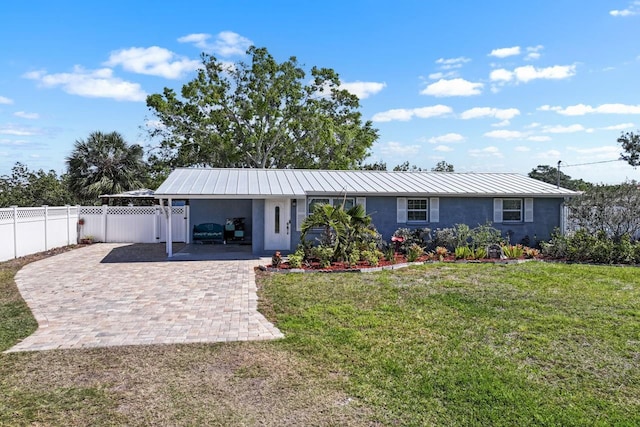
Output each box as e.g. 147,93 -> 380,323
308,197 -> 355,213
274,206 -> 280,233
407,198 -> 428,222
502,199 -> 522,222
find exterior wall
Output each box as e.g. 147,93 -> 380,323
189,199 -> 253,239
366,196 -> 563,246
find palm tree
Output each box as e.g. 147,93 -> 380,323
66,131 -> 146,204
301,202 -> 374,262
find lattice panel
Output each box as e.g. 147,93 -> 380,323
80,207 -> 104,215
17,208 -> 45,219
171,207 -> 185,214
0,210 -> 14,221
107,206 -> 158,215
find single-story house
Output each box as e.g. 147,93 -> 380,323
154,168 -> 580,257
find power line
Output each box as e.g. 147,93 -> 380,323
561,159 -> 623,168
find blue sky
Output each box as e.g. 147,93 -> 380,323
1,0 -> 639,184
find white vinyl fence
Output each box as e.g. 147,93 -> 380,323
0,205 -> 189,262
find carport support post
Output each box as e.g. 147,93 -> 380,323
167,198 -> 173,257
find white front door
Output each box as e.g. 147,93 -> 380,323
264,199 -> 291,251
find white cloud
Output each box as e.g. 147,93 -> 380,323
13,111 -> 39,119
0,125 -> 38,136
525,45 -> 544,60
421,78 -> 483,97
460,107 -> 520,121
542,124 -> 586,133
489,46 -> 521,58
372,105 -> 452,122
514,146 -> 531,152
104,46 -> 200,79
527,135 -> 552,142
23,66 -> 147,102
489,69 -> 514,82
469,146 -> 503,158
513,64 -> 576,82
340,81 -> 386,99
178,31 -> 253,56
567,146 -> 620,156
372,109 -> 414,122
434,145 -> 454,152
600,122 -> 635,130
413,105 -> 453,118
379,141 -> 421,156
435,57 -> 471,70
428,133 -> 465,144
546,103 -> 640,116
0,96 -> 13,105
484,129 -> 528,139
492,65 -> 576,85
537,149 -> 561,159
610,2 -> 640,16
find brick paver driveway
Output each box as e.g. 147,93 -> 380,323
6,243 -> 283,352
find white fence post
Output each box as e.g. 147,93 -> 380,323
12,206 -> 18,259
43,205 -> 49,250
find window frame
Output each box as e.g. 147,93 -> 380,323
307,197 -> 355,214
407,198 -> 429,223
502,198 -> 523,223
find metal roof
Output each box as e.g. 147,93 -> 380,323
154,168 -> 580,199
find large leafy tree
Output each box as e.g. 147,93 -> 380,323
528,165 -> 591,191
66,131 -> 146,204
0,162 -> 75,207
618,131 -> 640,167
146,46 -> 378,169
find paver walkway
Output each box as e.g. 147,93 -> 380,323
6,243 -> 283,352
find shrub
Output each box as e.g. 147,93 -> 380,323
431,228 -> 456,251
454,246 -> 473,260
392,227 -> 429,254
347,249 -> 360,268
523,247 -> 540,259
287,253 -> 304,268
474,247 -> 487,260
434,246 -> 448,261
406,243 -> 424,262
472,223 -> 504,248
361,249 -> 382,267
311,245 -> 334,268
383,245 -> 396,263
502,244 -> 524,259
540,229 -> 568,258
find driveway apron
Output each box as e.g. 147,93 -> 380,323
6,243 -> 283,352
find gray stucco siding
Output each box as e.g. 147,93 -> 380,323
366,196 -> 563,246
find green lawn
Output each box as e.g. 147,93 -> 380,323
259,262 -> 640,426
2,252 -> 639,426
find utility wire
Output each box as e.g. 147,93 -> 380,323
561,159 -> 623,168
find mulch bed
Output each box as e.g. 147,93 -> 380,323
261,254 -> 540,273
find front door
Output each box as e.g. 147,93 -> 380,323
264,199 -> 291,251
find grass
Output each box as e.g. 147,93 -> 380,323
1,249 -> 639,425
258,262 -> 640,426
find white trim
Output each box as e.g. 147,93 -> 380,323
524,198 -> 534,222
296,198 -> 306,231
493,198 -> 503,223
429,197 -> 439,223
397,197 -> 407,223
